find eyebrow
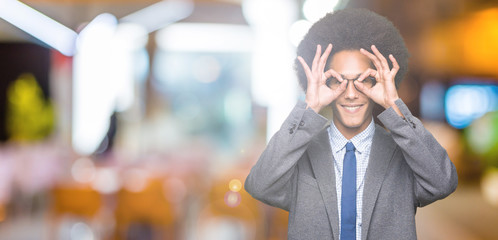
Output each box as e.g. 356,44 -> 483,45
340,73 -> 362,80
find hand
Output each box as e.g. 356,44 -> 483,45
298,44 -> 347,113
355,45 -> 403,116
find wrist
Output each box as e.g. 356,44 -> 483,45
306,102 -> 322,113
383,97 -> 399,109
385,99 -> 404,117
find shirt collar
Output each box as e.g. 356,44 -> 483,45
328,118 -> 375,154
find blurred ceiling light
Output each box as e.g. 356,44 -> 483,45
76,13 -> 118,52
156,23 -> 253,52
242,0 -> 298,27
113,23 -> 148,52
303,0 -> 340,22
289,19 -> 312,47
72,13 -> 118,156
0,0 -> 77,56
121,0 -> 193,33
243,0 -> 299,142
111,23 -> 148,112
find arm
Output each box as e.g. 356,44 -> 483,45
356,45 -> 457,206
245,44 -> 345,210
378,99 -> 458,207
244,101 -> 327,210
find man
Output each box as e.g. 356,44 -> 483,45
245,8 -> 457,240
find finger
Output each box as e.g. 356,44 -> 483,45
331,79 -> 347,97
389,54 -> 400,77
312,44 -> 321,74
360,48 -> 383,72
323,66 -> 342,80
353,81 -> 373,97
357,68 -> 377,82
297,56 -> 314,86
323,68 -> 344,86
318,43 -> 333,73
337,80 -> 347,91
371,45 -> 390,71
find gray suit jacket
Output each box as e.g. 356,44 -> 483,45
245,99 -> 458,240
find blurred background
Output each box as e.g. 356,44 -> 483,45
0,0 -> 497,239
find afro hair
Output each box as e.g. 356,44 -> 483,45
295,8 -> 409,91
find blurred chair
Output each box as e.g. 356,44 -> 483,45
52,185 -> 102,218
113,177 -> 176,240
49,184 -> 103,239
0,203 -> 5,223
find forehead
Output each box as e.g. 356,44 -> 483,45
329,50 -> 371,76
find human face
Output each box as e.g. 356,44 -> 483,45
328,50 -> 374,139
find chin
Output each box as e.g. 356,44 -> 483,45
332,104 -> 373,133
342,119 -> 367,129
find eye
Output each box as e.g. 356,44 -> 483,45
326,77 -> 340,87
365,76 -> 376,86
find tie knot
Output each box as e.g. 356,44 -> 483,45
346,142 -> 355,152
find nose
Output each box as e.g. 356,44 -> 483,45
344,79 -> 359,99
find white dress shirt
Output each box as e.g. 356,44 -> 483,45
327,119 -> 375,240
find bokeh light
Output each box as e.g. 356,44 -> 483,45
70,222 -> 95,240
71,157 -> 96,183
91,168 -> 120,194
445,84 -> 498,129
122,168 -> 149,193
229,179 -> 242,193
481,168 -> 498,207
224,191 -> 241,208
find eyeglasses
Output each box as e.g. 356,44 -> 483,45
327,74 -> 376,90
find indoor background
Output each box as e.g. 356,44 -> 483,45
0,0 -> 497,239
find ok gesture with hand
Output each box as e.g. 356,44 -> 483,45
355,45 -> 404,116
298,44 -> 347,113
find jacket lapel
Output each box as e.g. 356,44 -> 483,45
361,125 -> 397,240
308,129 -> 340,240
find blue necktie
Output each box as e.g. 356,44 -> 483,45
341,142 -> 356,240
